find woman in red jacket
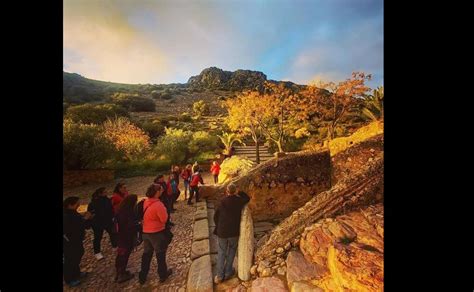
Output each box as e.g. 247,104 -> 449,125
210,161 -> 221,184
139,185 -> 173,284
114,194 -> 138,283
111,183 -> 129,215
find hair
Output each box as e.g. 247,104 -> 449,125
186,164 -> 192,168
113,182 -> 126,195
154,175 -> 164,183
63,196 -> 80,209
117,194 -> 138,213
146,184 -> 160,198
91,187 -> 106,200
227,183 -> 237,195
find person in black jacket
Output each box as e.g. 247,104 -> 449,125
87,187 -> 117,260
213,183 -> 250,284
63,196 -> 94,287
115,194 -> 138,283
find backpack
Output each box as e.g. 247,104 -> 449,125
133,199 -> 157,247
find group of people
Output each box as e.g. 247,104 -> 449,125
63,161 -> 237,288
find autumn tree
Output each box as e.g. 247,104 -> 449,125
103,117 -> 151,161
300,72 -> 372,140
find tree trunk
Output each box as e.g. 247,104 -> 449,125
255,154 -> 383,261
238,204 -> 254,281
255,139 -> 260,164
276,140 -> 283,153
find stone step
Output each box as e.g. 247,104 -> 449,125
187,254 -> 213,292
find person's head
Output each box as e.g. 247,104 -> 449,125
114,183 -> 127,196
146,184 -> 161,198
186,164 -> 192,170
63,196 -> 80,210
154,174 -> 164,183
91,187 -> 106,199
226,183 -> 237,196
213,161 -> 217,165
174,165 -> 180,172
117,194 -> 138,213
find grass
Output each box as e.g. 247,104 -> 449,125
114,159 -> 171,178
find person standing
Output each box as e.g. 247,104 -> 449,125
87,187 -> 117,260
63,196 -> 94,287
111,183 -> 129,215
188,168 -> 204,205
213,183 -> 250,283
114,194 -> 138,283
180,164 -> 193,200
210,161 -> 221,184
167,173 -> 180,211
154,175 -> 174,227
139,185 -> 173,284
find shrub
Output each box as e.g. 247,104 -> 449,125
193,100 -> 209,118
103,117 -> 151,161
178,112 -> 193,122
114,158 -> 171,178
111,93 -> 155,112
139,120 -> 165,141
188,131 -> 219,155
63,119 -> 118,170
155,128 -> 193,164
65,103 -> 129,124
218,156 -> 254,183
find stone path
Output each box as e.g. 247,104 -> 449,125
63,198 -> 194,291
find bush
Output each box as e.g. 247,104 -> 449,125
114,158 -> 171,177
65,103 -> 129,124
111,93 -> 155,112
178,112 -> 193,122
194,151 -> 218,163
218,156 -> 254,183
103,117 -> 151,161
139,120 -> 165,141
188,131 -> 219,155
155,128 -> 193,164
193,100 -> 209,117
63,119 -> 118,170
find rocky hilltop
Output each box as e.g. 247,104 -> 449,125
187,67 -> 268,91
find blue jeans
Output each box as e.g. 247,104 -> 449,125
216,236 -> 238,280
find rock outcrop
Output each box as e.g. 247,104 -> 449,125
188,67 -> 267,91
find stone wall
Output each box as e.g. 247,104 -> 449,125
200,150 -> 332,222
63,169 -> 115,188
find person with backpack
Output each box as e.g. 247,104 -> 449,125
63,196 -> 94,287
210,161 -> 221,184
114,194 -> 138,283
154,175 -> 175,227
87,187 -> 117,260
188,168 -> 204,205
111,182 -> 129,215
139,185 -> 173,285
167,172 -> 180,212
181,164 -> 193,200
213,183 -> 250,284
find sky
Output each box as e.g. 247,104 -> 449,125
64,0 -> 383,88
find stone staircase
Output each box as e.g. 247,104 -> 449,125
233,145 -> 274,164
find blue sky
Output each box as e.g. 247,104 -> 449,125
64,0 -> 383,88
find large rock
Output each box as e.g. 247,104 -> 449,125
193,219 -> 210,241
187,254 -> 213,292
238,205 -> 254,281
291,281 -> 324,292
191,239 -> 210,260
250,276 -> 288,292
286,251 -> 327,288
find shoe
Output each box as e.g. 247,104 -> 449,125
67,279 -> 81,287
117,272 -> 134,283
214,275 -> 223,284
80,272 -> 89,279
94,253 -> 104,260
159,269 -> 173,282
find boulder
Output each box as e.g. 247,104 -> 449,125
286,251 -> 327,288
238,205 -> 254,281
191,239 -> 210,260
250,276 -> 288,292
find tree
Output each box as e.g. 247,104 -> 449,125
300,72 -> 372,140
103,117 -> 151,161
225,91 -> 265,163
362,86 -> 384,121
65,103 -> 129,124
155,127 -> 193,164
63,119 -> 118,169
193,100 -> 210,118
217,132 -> 243,155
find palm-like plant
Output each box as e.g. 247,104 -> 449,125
217,132 -> 242,155
362,86 -> 384,121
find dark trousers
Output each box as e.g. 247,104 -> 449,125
161,196 -> 173,226
188,186 -> 199,203
63,243 -> 84,284
115,247 -> 132,275
213,174 -> 218,184
92,225 -> 117,254
139,231 -> 169,280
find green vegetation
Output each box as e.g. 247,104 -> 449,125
65,103 -> 129,124
110,93 -> 155,112
193,100 -> 209,118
